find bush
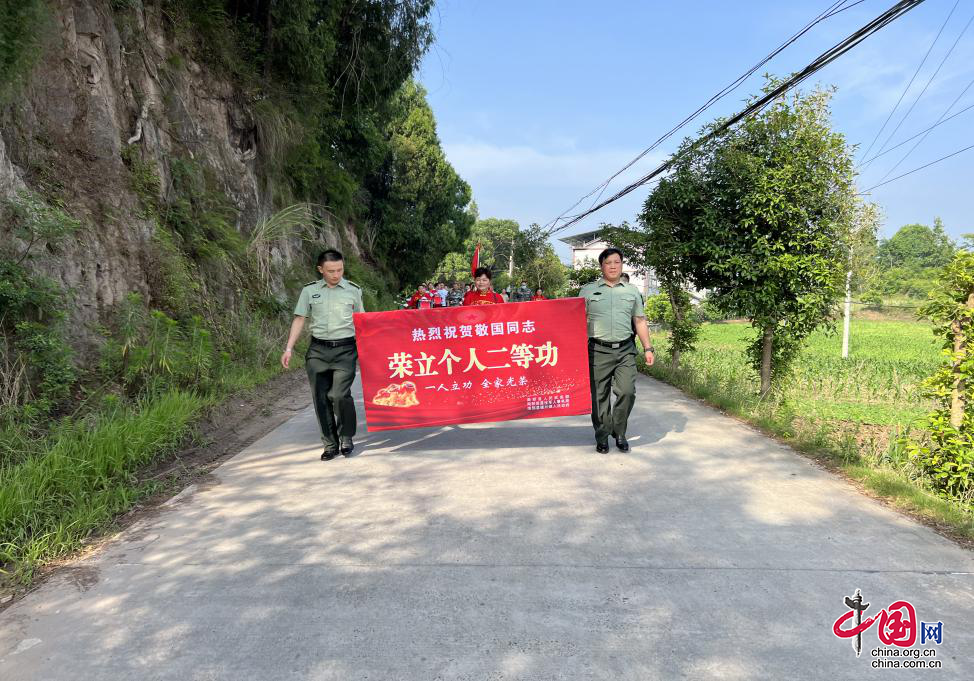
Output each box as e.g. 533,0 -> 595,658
0,260 -> 76,414
0,0 -> 50,99
695,298 -> 726,323
4,190 -> 82,262
904,251 -> 974,501
342,253 -> 396,311
164,157 -> 244,262
644,293 -> 671,324
861,290 -> 884,310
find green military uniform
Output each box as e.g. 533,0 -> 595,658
580,278 -> 645,444
294,277 -> 364,452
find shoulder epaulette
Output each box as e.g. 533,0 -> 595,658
346,280 -> 361,289
304,280 -> 319,287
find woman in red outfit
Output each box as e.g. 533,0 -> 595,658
531,288 -> 546,301
463,267 -> 505,305
407,284 -> 433,309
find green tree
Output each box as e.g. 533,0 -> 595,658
606,142 -> 708,371
564,258 -> 602,297
682,84 -> 858,395
369,81 -> 474,284
873,219 -> 956,298
517,245 -> 568,296
905,251 -> 974,499
847,201 -> 881,296
433,219 -> 560,290
434,217 -> 518,282
469,218 -> 520,272
434,252 -> 474,284
877,219 -> 955,270
163,1 -> 457,289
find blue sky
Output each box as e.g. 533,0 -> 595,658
418,0 -> 974,261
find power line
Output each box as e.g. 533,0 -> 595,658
859,140 -> 974,193
858,0 -> 959,162
546,0 -> 859,230
873,11 -> 974,181
859,97 -> 974,167
546,0 -> 929,238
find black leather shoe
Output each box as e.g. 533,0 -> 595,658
321,449 -> 339,461
595,441 -> 610,454
615,436 -> 630,452
340,438 -> 355,457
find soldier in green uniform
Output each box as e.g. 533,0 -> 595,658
281,249 -> 364,461
579,248 -> 655,453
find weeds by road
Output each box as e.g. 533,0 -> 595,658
640,319 -> 974,542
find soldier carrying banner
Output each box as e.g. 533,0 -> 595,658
580,248 -> 655,453
282,249 -> 364,461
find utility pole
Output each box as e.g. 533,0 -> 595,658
842,270 -> 852,359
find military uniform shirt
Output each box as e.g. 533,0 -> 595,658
293,278 -> 364,340
579,278 -> 645,342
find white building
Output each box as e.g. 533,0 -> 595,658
559,229 -> 659,297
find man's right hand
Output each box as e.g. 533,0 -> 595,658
281,349 -> 292,369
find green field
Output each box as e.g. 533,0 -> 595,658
644,319 -> 941,439
640,317 -> 974,533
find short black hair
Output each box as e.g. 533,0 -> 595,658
317,249 -> 344,266
473,266 -> 492,280
598,247 -> 623,265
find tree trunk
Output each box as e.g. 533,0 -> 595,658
668,287 -> 684,371
950,292 -> 974,428
842,270 -> 852,359
760,323 -> 774,397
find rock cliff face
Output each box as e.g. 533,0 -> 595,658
0,0 -> 345,343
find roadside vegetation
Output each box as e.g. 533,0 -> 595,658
0,0 -> 466,587
610,80 -> 973,538
639,313 -> 973,539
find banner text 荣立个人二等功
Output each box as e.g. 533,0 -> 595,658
353,298 -> 591,431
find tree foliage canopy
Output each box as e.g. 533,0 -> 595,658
878,220 -> 955,270
639,84 -> 860,392
872,219 -> 958,298
162,0 -> 470,288
906,250 -> 974,499
432,219 -> 565,292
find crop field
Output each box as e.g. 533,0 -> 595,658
643,319 -> 942,441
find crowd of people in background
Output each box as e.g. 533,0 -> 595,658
404,273 -> 548,309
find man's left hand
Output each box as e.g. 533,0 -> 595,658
644,349 -> 655,366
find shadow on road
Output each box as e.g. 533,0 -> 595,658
1,376 -> 972,680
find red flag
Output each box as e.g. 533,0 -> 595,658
470,243 -> 481,277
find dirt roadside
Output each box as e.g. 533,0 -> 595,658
0,368 -> 311,608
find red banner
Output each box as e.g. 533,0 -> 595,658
353,298 -> 591,431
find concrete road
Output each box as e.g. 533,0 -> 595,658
1,374 -> 972,680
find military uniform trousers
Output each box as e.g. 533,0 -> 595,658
305,338 -> 358,450
588,339 -> 637,442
